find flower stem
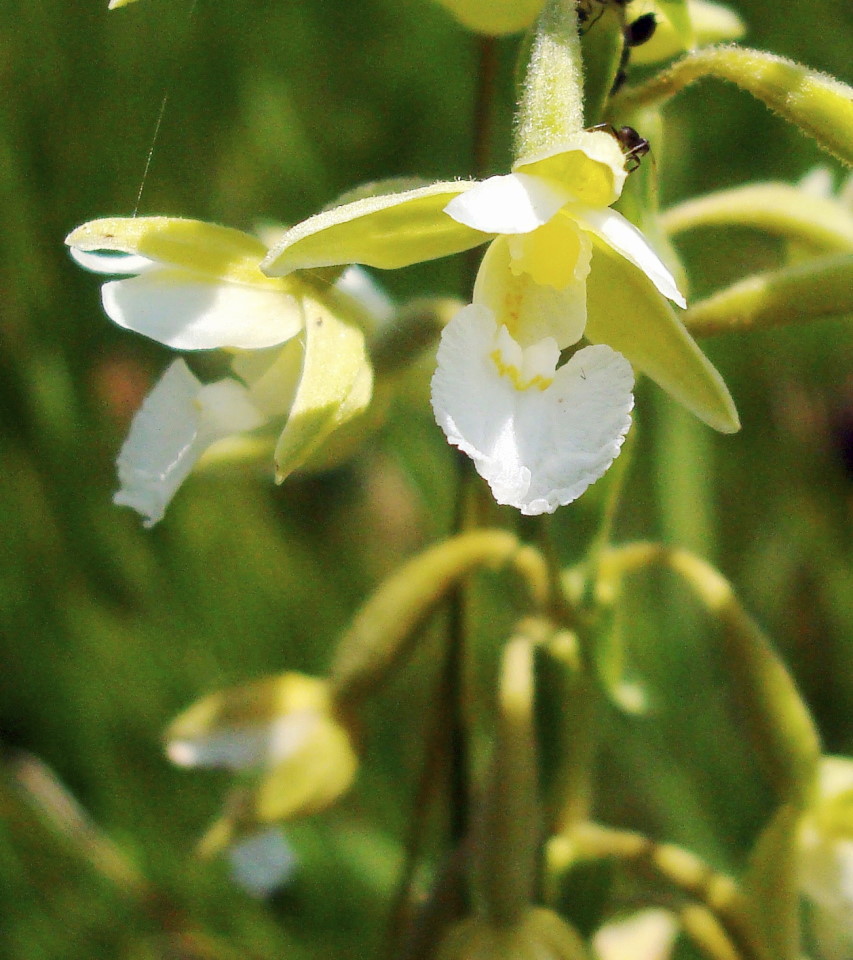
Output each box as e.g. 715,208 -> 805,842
549,822 -> 772,960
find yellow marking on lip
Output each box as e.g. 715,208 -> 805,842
490,349 -> 553,391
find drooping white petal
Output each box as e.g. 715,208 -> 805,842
114,360 -> 265,526
68,247 -> 158,275
474,236 -> 588,348
431,305 -> 634,515
227,827 -> 297,898
570,203 -> 687,308
102,268 -> 304,350
444,173 -> 573,234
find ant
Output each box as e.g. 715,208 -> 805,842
577,1 -> 658,93
587,123 -> 650,172
611,12 -> 657,91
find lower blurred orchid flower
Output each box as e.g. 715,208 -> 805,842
66,217 -> 375,526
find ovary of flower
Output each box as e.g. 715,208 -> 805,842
67,218 -> 375,526
431,304 -> 634,515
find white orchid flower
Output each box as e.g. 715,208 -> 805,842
261,132 -> 737,513
67,217 -> 374,526
799,756 -> 853,960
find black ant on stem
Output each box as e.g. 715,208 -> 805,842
587,122 -> 650,172
578,0 -> 658,93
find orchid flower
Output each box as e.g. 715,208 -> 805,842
66,217 -> 374,526
798,756 -> 853,960
262,131 -> 737,513
166,671 -> 358,822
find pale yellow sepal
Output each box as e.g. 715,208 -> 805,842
256,717 -> 358,822
66,217 -> 287,289
585,245 -> 739,434
436,908 -> 588,960
261,181 -> 482,277
108,0 -> 140,7
273,290 -> 373,482
431,0 -> 544,35
629,1 -> 744,66
662,182 -> 853,253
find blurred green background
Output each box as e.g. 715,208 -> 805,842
0,0 -> 851,957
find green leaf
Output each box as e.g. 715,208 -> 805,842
274,289 -> 374,482
261,181 -> 484,276
585,244 -> 740,433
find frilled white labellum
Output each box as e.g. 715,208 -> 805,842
431,305 -> 634,515
114,360 -> 265,527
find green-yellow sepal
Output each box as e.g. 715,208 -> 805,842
430,0 -> 545,35
585,244 -> 740,433
262,181 -> 481,277
272,288 -> 374,482
629,0 -> 745,66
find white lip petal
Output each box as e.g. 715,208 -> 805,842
101,269 -> 304,350
572,204 -> 687,308
114,360 -> 265,526
68,247 -> 157,275
431,306 -> 634,515
444,173 -> 572,234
